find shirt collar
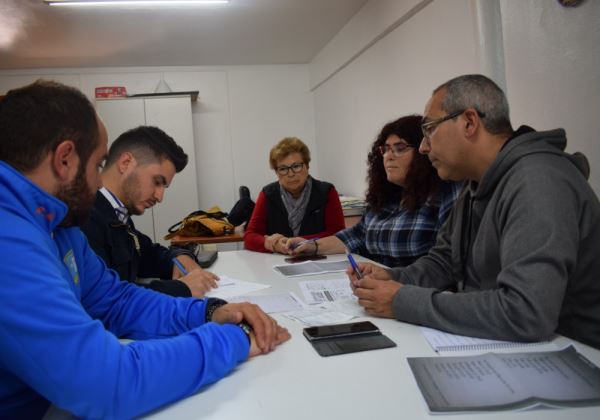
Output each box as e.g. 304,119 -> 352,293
100,187 -> 125,210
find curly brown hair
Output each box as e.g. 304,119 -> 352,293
365,115 -> 441,212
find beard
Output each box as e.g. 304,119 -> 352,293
121,170 -> 148,216
57,166 -> 96,227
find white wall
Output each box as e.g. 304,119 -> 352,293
311,0 -> 600,197
500,0 -> 600,194
310,0 -> 488,197
0,65 -> 315,214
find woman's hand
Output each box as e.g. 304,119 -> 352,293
264,234 -> 288,254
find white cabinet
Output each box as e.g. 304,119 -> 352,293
96,95 -> 198,246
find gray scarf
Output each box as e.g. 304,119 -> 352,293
280,176 -> 313,236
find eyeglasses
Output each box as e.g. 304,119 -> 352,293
378,143 -> 413,157
276,162 -> 305,176
421,109 -> 486,139
421,110 -> 465,139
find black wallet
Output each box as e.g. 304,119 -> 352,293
303,321 -> 397,357
310,334 -> 397,357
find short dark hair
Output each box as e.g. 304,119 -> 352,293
0,80 -> 99,173
435,74 -> 513,135
104,126 -> 188,173
366,115 -> 441,212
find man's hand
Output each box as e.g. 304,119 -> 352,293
172,254 -> 200,278
247,326 -> 290,358
179,269 -> 219,297
346,262 -> 392,291
212,302 -> 290,353
353,276 -> 403,318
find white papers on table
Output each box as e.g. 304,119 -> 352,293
205,275 -> 270,300
282,299 -> 364,326
273,259 -> 349,277
420,326 -> 558,354
299,277 -> 354,304
228,292 -> 305,314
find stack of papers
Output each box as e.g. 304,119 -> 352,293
339,195 -> 367,217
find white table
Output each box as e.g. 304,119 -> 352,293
144,250 -> 600,420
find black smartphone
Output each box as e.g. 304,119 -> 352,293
284,255 -> 327,264
303,321 -> 380,341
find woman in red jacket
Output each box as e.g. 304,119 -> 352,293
244,137 -> 345,253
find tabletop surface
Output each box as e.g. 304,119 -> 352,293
140,250 -> 600,420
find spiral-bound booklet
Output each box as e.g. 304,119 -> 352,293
420,326 -> 556,353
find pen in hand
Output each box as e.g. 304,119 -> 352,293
346,251 -> 363,279
172,258 -> 189,276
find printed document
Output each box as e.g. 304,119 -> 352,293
282,300 -> 364,326
408,345 -> 600,413
299,278 -> 354,304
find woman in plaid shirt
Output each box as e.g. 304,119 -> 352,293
286,115 -> 462,267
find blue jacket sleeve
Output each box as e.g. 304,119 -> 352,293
79,237 -> 207,339
0,226 -> 249,419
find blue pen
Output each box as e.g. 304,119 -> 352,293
172,258 -> 189,275
346,252 -> 364,279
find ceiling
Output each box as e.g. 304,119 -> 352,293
0,0 -> 368,70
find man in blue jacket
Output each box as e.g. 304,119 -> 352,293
0,80 -> 290,419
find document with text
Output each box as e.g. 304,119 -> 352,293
282,299 -> 364,326
273,260 -> 350,277
299,278 -> 354,304
408,345 -> 600,413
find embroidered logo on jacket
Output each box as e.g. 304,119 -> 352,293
63,250 -> 80,284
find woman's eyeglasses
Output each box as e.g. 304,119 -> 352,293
378,143 -> 413,157
276,162 -> 305,175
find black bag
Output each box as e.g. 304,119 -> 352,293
228,186 -> 255,227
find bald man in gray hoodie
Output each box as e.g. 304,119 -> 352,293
349,74 -> 600,350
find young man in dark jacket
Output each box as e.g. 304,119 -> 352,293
82,126 -> 218,297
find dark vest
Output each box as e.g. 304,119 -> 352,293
263,178 -> 333,237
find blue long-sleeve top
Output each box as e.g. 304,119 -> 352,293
0,161 -> 250,419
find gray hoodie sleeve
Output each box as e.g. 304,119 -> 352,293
389,153 -> 588,343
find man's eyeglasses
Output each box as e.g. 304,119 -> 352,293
421,109 -> 486,139
276,162 -> 305,176
378,143 -> 413,157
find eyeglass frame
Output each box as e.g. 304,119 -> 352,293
421,109 -> 486,139
378,142 -> 414,157
275,162 -> 306,176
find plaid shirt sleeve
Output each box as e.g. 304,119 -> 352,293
334,182 -> 464,267
335,214 -> 367,255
